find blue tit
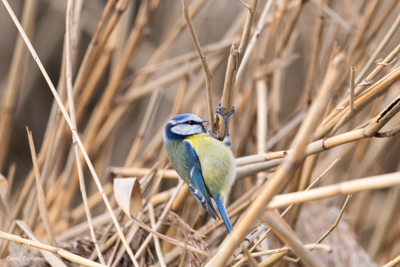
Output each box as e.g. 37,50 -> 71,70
163,108 -> 236,233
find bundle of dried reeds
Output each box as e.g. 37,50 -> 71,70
1,0 -> 400,266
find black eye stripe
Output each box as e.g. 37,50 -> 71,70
186,120 -> 200,125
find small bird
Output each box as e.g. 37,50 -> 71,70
163,106 -> 236,233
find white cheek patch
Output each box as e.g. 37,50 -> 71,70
171,124 -> 202,135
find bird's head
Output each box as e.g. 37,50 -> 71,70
163,113 -> 209,143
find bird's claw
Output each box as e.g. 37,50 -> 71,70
215,104 -> 236,118
208,129 -> 216,138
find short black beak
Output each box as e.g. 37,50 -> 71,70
201,120 -> 210,129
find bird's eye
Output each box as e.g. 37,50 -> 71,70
187,121 -> 195,125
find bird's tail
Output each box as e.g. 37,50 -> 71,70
214,195 -> 233,233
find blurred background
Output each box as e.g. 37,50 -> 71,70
1,0 -> 400,266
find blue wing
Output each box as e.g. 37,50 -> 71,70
183,141 -> 220,220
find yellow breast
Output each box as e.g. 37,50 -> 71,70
185,134 -> 236,202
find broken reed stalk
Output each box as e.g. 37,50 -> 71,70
65,0 -> 105,264
0,1 -> 139,266
26,128 -> 57,247
182,0 -> 215,133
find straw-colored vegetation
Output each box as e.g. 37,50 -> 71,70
1,0 -> 400,266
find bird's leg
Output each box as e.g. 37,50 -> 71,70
208,129 -> 216,139
215,102 -> 235,147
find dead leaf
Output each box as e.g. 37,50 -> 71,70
113,178 -> 143,217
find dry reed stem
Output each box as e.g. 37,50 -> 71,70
312,194 -> 351,244
348,0 -> 380,57
134,180 -> 184,259
80,0 -> 150,151
217,44 -> 239,139
263,210 -> 326,267
339,0 -> 361,29
274,0 -> 305,58
383,254 -> 400,267
241,244 -> 258,267
245,158 -> 340,258
140,0 -> 207,69
258,251 -> 288,267
354,9 -> 400,85
334,44 -> 400,112
311,0 -> 354,33
302,0 -> 325,105
26,128 -> 57,247
232,0 -> 273,80
365,0 -> 399,45
207,52 -> 344,266
264,1 -> 288,58
238,244 -> 332,264
230,161 -> 336,266
88,210 -> 120,261
0,175 -> 12,223
16,220 -> 67,267
236,0 -> 259,65
125,90 -> 162,166
66,0 -> 105,263
72,0 -> 119,95
267,170 -> 400,210
120,60 -> 202,105
315,66 -> 400,139
109,213 -> 145,267
1,1 -> 140,265
55,212 -> 111,242
368,186 -> 400,259
237,92 -> 400,178
88,0 -> 131,77
0,0 -> 38,173
71,183 -> 113,222
350,66 -> 356,112
148,203 -> 166,267
256,78 -> 268,183
182,0 -> 215,133
107,237 -> 121,266
376,125 -> 400,138
0,220 -> 15,257
129,39 -> 231,79
217,0 -> 265,139
0,230 -> 105,267
287,155 -> 318,227
75,0 -> 116,92
128,211 -> 210,258
75,48 -> 112,121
